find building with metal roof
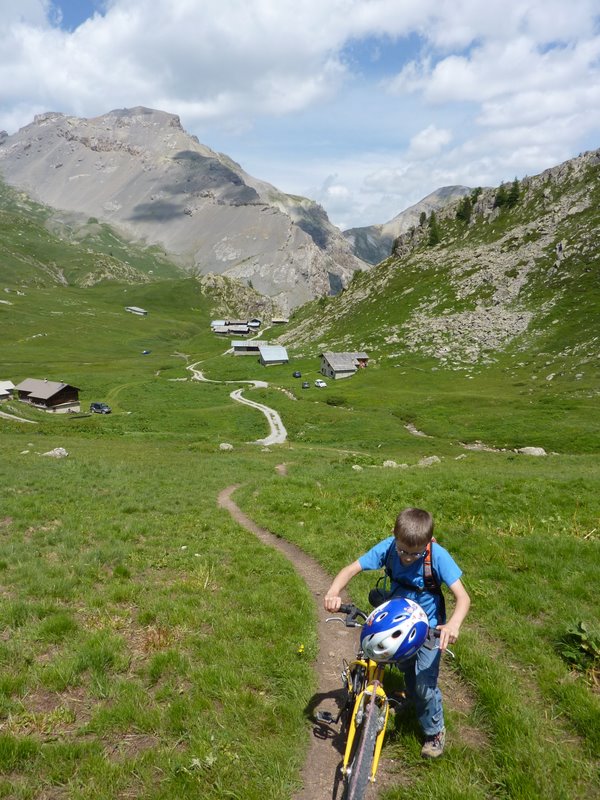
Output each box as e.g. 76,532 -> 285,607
258,345 -> 289,366
320,351 -> 369,380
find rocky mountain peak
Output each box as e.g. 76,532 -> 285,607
0,107 -> 366,312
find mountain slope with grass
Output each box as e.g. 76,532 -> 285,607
0,107 -> 366,312
275,149 -> 599,453
0,148 -> 598,800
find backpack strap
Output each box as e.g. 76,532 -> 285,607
381,538 -> 446,622
423,540 -> 437,592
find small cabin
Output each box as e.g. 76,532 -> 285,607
125,306 -> 148,316
0,380 -> 15,401
320,351 -> 369,380
232,340 -> 261,356
15,378 -> 81,413
258,345 -> 289,366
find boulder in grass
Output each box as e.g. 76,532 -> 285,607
418,455 -> 441,467
516,447 -> 547,456
42,447 -> 69,458
219,443 -> 234,451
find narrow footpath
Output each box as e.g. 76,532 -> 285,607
218,485 -> 360,800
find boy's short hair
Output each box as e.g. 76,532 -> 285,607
393,507 -> 434,547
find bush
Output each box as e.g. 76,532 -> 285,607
326,396 -> 347,406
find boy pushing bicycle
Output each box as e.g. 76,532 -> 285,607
324,507 -> 470,758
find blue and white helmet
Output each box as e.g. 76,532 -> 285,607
360,597 -> 429,662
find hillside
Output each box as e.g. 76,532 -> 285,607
0,141 -> 598,799
281,150 -> 599,372
0,107 -> 366,312
343,185 -> 471,264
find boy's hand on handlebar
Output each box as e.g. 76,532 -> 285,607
324,595 -> 342,612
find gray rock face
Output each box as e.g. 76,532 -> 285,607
344,186 -> 472,264
0,107 -> 366,312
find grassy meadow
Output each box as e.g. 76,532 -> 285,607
1,260 -> 599,797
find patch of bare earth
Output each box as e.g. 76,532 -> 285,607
219,484 -> 487,799
4,687 -> 95,738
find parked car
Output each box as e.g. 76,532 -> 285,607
301,381 -> 310,389
90,402 -> 111,414
314,379 -> 327,388
292,371 -> 302,378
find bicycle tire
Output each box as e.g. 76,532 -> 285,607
344,692 -> 380,800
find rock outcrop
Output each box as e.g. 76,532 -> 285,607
0,107 -> 366,312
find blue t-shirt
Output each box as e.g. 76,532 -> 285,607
358,537 -> 462,627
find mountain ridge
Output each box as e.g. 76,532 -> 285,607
0,106 -> 366,312
277,148 -> 599,385
343,185 -> 472,264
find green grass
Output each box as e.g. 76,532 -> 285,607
0,174 -> 599,798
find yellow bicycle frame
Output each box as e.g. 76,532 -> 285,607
342,659 -> 390,782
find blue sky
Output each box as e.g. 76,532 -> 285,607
1,0 -> 599,229
51,0 -> 101,30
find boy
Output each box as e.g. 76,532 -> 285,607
323,507 -> 470,758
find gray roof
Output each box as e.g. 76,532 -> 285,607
228,325 -> 250,333
321,351 -> 368,371
258,344 -> 289,361
15,378 -> 79,399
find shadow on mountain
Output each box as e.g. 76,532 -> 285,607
295,204 -> 332,249
129,200 -> 184,222
328,272 -> 344,295
169,150 -> 261,206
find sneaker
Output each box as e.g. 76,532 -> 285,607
421,727 -> 446,759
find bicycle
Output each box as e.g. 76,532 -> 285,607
317,602 -> 442,800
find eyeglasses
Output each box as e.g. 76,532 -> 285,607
396,546 -> 427,559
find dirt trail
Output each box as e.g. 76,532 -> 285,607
218,485 -> 358,800
188,361 -> 287,445
218,483 -> 484,799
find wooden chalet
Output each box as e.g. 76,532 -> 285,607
15,379 -> 81,413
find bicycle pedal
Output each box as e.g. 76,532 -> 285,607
315,710 -> 337,725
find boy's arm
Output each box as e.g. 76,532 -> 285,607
436,578 -> 470,651
323,560 -> 363,612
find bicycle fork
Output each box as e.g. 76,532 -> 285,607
342,681 -> 389,783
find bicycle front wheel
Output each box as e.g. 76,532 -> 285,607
345,692 -> 380,800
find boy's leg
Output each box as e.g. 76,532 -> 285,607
411,635 -> 445,758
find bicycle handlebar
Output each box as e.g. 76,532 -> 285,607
330,603 -> 443,639
333,603 -> 368,627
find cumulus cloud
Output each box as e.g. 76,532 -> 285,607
0,0 -> 598,228
408,125 -> 452,158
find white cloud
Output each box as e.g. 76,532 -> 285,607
0,0 -> 598,229
0,0 -> 51,26
408,124 -> 452,157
